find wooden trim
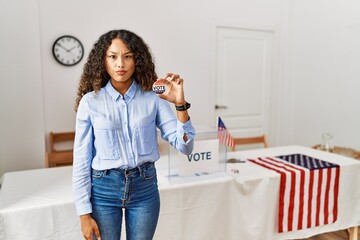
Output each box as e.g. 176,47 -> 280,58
348,226 -> 358,240
232,134 -> 268,151
45,151 -> 73,168
46,131 -> 75,167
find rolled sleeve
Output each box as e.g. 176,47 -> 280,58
156,99 -> 195,156
176,118 -> 195,155
177,119 -> 195,144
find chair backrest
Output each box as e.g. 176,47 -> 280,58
231,134 -> 268,151
49,131 -> 75,153
45,131 -> 75,167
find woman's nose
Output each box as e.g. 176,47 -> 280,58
116,57 -> 124,68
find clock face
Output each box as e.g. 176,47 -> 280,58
52,35 -> 84,66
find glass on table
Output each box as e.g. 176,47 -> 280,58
321,132 -> 334,152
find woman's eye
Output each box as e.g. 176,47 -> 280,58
108,55 -> 116,59
125,55 -> 133,59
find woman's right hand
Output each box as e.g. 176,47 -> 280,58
80,214 -> 101,240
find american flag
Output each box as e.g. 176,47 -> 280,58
249,154 -> 340,233
217,117 -> 235,148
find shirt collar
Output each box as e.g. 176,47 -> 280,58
105,79 -> 138,102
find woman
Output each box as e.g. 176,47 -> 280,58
72,29 -> 195,240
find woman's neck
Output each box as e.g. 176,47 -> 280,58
111,79 -> 133,96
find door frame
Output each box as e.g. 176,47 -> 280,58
210,22 -> 280,146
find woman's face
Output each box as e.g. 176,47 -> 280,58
105,38 -> 135,84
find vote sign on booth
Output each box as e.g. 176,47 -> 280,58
177,139 -> 220,177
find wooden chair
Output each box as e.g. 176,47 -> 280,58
45,131 -> 75,167
231,134 -> 268,151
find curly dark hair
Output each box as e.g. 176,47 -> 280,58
75,29 -> 157,111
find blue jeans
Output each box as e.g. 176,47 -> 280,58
90,162 -> 160,240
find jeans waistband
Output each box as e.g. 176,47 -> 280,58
107,161 -> 155,176
123,161 -> 154,175
92,161 -> 155,177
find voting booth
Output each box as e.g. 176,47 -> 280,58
160,131 -> 227,184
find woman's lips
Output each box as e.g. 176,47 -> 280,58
116,70 -> 127,75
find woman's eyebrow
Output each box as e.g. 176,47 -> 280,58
107,51 -> 133,55
107,51 -> 118,54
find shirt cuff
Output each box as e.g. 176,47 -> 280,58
76,203 -> 92,216
177,118 -> 194,144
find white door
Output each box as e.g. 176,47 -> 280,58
214,25 -> 276,141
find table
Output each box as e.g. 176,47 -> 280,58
313,144 -> 360,160
1,145 -> 359,240
312,144 -> 360,240
227,145 -> 360,240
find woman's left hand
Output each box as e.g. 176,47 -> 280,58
153,73 -> 186,106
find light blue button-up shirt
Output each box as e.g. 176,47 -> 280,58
72,80 -> 195,215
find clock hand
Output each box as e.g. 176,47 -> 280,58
58,44 -> 70,52
67,46 -> 76,52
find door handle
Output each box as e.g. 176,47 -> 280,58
215,105 -> 228,109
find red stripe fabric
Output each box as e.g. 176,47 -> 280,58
297,168 -> 305,230
333,167 -> 340,220
249,155 -> 339,233
307,170 -> 314,228
324,168 -> 332,224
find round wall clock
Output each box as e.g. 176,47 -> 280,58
52,35 -> 84,66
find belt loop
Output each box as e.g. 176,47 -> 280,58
137,164 -> 143,177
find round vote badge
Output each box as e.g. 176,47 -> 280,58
152,80 -> 168,94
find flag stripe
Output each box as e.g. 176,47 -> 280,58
315,169 -> 323,226
333,166 -> 340,221
217,117 -> 235,148
250,157 -> 305,232
248,158 -> 287,232
297,168 -> 305,230
328,168 -> 335,223
249,154 -> 340,233
287,165 -> 296,231
307,170 -> 314,228
265,157 -> 305,232
324,168 -> 331,224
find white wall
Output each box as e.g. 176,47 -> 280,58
0,0 -> 45,175
2,0 -> 360,176
38,0 -> 288,133
1,0 -> 290,176
43,0 -> 290,172
290,0 -> 360,149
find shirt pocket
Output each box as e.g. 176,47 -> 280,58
135,117 -> 157,155
93,121 -> 120,160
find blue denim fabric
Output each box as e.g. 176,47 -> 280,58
90,162 -> 160,240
